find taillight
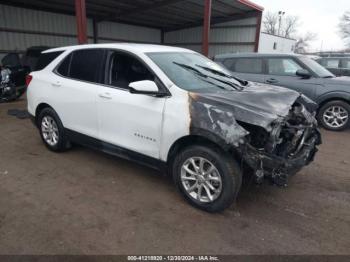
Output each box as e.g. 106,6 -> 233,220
25,74 -> 33,86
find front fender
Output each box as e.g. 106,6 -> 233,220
316,91 -> 350,105
189,94 -> 249,148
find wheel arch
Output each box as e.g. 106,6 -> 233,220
166,133 -> 233,166
34,103 -> 54,126
316,92 -> 350,112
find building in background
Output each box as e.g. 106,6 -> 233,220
0,0 -> 264,61
258,32 -> 296,53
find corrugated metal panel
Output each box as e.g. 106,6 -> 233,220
215,17 -> 257,26
98,21 -> 161,43
0,4 -> 93,35
164,27 -> 202,43
0,3 -> 161,54
0,32 -> 77,51
164,16 -> 258,56
209,45 -> 254,57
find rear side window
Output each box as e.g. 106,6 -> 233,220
341,59 -> 350,69
235,58 -> 263,74
324,59 -> 340,68
56,49 -> 105,84
69,49 -> 105,83
35,51 -> 63,71
222,58 -> 236,71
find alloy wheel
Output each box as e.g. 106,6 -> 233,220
323,105 -> 349,129
180,157 -> 222,203
41,116 -> 59,146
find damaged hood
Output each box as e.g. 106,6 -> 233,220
190,82 -> 307,131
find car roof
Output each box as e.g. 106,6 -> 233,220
318,57 -> 350,59
214,53 -> 303,59
43,43 -> 194,54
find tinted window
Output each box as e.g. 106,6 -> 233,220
69,49 -> 105,83
341,59 -> 350,69
1,53 -> 21,67
222,58 -> 236,70
324,59 -> 340,68
107,52 -> 154,89
235,58 -> 263,74
35,51 -> 63,71
267,58 -> 303,76
56,53 -> 72,77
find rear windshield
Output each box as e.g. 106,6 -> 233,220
35,51 -> 63,71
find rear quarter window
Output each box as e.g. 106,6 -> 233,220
35,51 -> 63,71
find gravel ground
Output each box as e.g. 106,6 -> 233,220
0,98 -> 349,255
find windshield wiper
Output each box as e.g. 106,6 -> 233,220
173,62 -> 242,91
173,62 -> 207,77
195,64 -> 249,86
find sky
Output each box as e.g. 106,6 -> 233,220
253,0 -> 349,51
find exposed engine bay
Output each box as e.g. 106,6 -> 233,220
238,102 -> 321,186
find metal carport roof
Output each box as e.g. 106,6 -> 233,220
1,0 -> 263,32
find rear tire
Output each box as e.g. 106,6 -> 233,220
318,100 -> 350,131
38,108 -> 70,152
172,145 -> 242,213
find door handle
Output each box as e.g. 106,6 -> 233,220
51,81 -> 61,87
98,93 -> 112,99
266,78 -> 279,84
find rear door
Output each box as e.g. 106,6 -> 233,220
340,58 -> 350,76
52,49 -> 105,138
222,57 -> 266,83
265,57 -> 320,100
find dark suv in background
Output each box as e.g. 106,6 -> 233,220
316,57 -> 350,77
214,53 -> 350,131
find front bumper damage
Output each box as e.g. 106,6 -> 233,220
236,98 -> 322,187
239,130 -> 321,186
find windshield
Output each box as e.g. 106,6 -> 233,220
147,52 -> 246,92
299,56 -> 335,78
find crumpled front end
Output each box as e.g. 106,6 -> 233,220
189,92 -> 321,186
238,98 -> 321,186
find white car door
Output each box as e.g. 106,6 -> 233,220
53,49 -> 105,138
97,51 -> 167,159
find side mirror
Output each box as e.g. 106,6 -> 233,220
129,80 -> 167,97
296,69 -> 311,79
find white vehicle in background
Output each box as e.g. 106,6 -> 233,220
27,44 -> 320,212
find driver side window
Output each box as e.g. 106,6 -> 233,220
267,58 -> 303,76
106,51 -> 154,89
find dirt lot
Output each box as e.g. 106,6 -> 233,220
0,98 -> 349,255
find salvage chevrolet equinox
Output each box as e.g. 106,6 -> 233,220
27,44 -> 321,212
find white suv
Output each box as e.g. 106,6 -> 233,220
27,44 -> 321,212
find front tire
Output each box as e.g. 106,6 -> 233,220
318,101 -> 350,131
38,108 -> 70,152
172,145 -> 242,213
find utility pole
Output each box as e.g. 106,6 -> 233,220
278,11 -> 285,36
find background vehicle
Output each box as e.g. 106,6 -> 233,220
27,44 -> 320,212
214,53 -> 350,131
0,46 -> 50,102
316,57 -> 350,77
